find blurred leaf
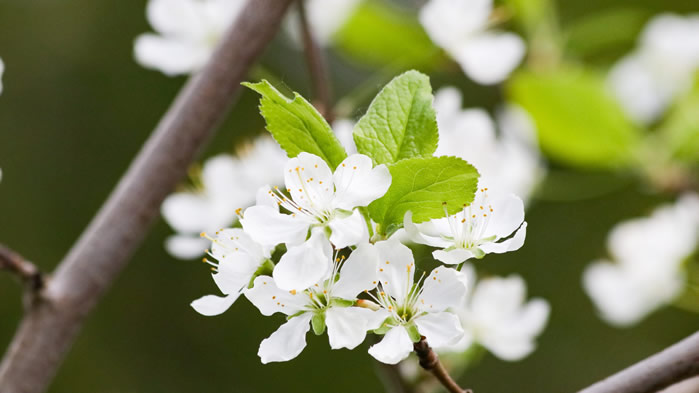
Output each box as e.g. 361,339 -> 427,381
504,0 -> 551,32
243,80 -> 347,169
507,68 -> 641,169
659,81 -> 699,163
565,7 -> 649,59
334,0 -> 442,70
353,70 -> 438,165
369,156 -> 479,232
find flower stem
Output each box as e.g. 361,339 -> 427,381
414,337 -> 472,393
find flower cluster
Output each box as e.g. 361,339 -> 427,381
583,193 -> 699,326
190,148 -> 535,364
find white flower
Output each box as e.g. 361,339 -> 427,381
419,0 -> 525,85
583,193 -> 699,326
241,152 -> 390,262
190,228 -> 273,316
245,241 -> 384,363
433,87 -> 544,202
607,14 -> 699,124
405,188 -> 527,265
449,265 -> 550,361
134,0 -> 244,76
285,0 -> 361,47
367,238 -> 466,364
333,119 -> 357,154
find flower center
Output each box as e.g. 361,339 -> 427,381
443,188 -> 495,249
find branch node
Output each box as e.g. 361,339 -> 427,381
414,337 -> 472,393
0,244 -> 45,297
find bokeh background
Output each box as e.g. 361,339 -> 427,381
0,0 -> 697,392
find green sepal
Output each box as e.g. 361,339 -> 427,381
406,323 -> 422,343
330,298 -> 354,308
247,259 -> 275,289
286,310 -> 306,320
311,312 -> 327,335
372,317 -> 398,335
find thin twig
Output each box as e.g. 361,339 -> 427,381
0,1 -> 293,392
577,331 -> 699,393
0,244 -> 43,293
414,338 -> 472,393
296,0 -> 334,122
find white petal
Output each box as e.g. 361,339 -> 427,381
328,209 -> 368,248
375,237 -> 415,304
450,32 -> 525,85
368,325 -> 415,364
212,255 -> 259,295
332,154 -> 391,210
190,293 -> 239,316
161,192 -> 214,234
414,312 -> 464,349
432,248 -> 475,265
326,307 -> 379,350
273,232 -> 331,291
241,205 -> 310,247
480,222 -> 527,254
607,54 -> 669,124
419,0 -> 492,49
404,211 -> 453,248
258,313 -> 312,364
146,0 -> 208,37
255,185 -> 278,208
284,153 -> 335,212
134,34 -> 209,76
332,243 -> 380,299
471,275 -> 526,320
482,193 -> 525,240
201,155 -> 242,199
245,276 -> 307,316
419,267 -> 468,312
333,119 -> 357,154
164,235 -> 208,259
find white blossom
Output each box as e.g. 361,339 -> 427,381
448,265 -> 549,361
333,119 -> 357,154
607,13 -> 699,124
134,0 -> 244,76
241,152 -> 390,289
433,87 -> 544,202
162,137 -> 286,259
190,228 -> 273,316
285,0 -> 361,47
367,238 -> 466,364
245,241 -> 384,363
419,0 -> 525,85
405,188 -> 527,265
583,193 -> 699,326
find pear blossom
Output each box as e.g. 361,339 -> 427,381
190,228 -> 273,316
583,193 -> 699,326
134,0 -> 244,76
433,87 -> 544,202
447,265 -> 550,361
367,238 -> 466,364
419,0 -> 525,85
405,188 -> 527,265
162,137 -> 286,259
607,14 -> 699,124
241,152 -> 390,272
245,241 -> 383,363
285,0 -> 361,47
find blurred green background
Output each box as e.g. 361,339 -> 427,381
0,0 -> 697,392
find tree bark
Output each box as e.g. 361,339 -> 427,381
0,1 -> 293,392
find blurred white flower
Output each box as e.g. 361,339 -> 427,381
368,238 -> 467,364
607,13 -> 699,124
191,228 -> 273,316
433,87 -> 544,202
333,119 -> 357,154
419,0 -> 525,85
405,188 -> 527,265
285,0 -> 361,47
583,193 -> 699,327
134,0 -> 244,76
245,241 -> 383,363
448,265 -> 550,361
162,136 -> 286,259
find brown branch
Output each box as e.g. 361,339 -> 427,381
577,331 -> 699,393
296,0 -> 334,122
0,244 -> 44,297
0,1 -> 293,392
414,338 -> 472,393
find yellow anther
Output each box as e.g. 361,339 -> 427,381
379,268 -> 384,272
200,232 -> 206,238
289,290 -> 297,295
353,166 -> 357,170
272,296 -> 276,299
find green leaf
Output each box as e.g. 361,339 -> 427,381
369,156 -> 479,231
565,7 -> 649,60
311,312 -> 326,336
506,68 -> 641,169
334,0 -> 443,70
353,71 -> 439,165
243,80 -> 347,169
659,81 -> 699,163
